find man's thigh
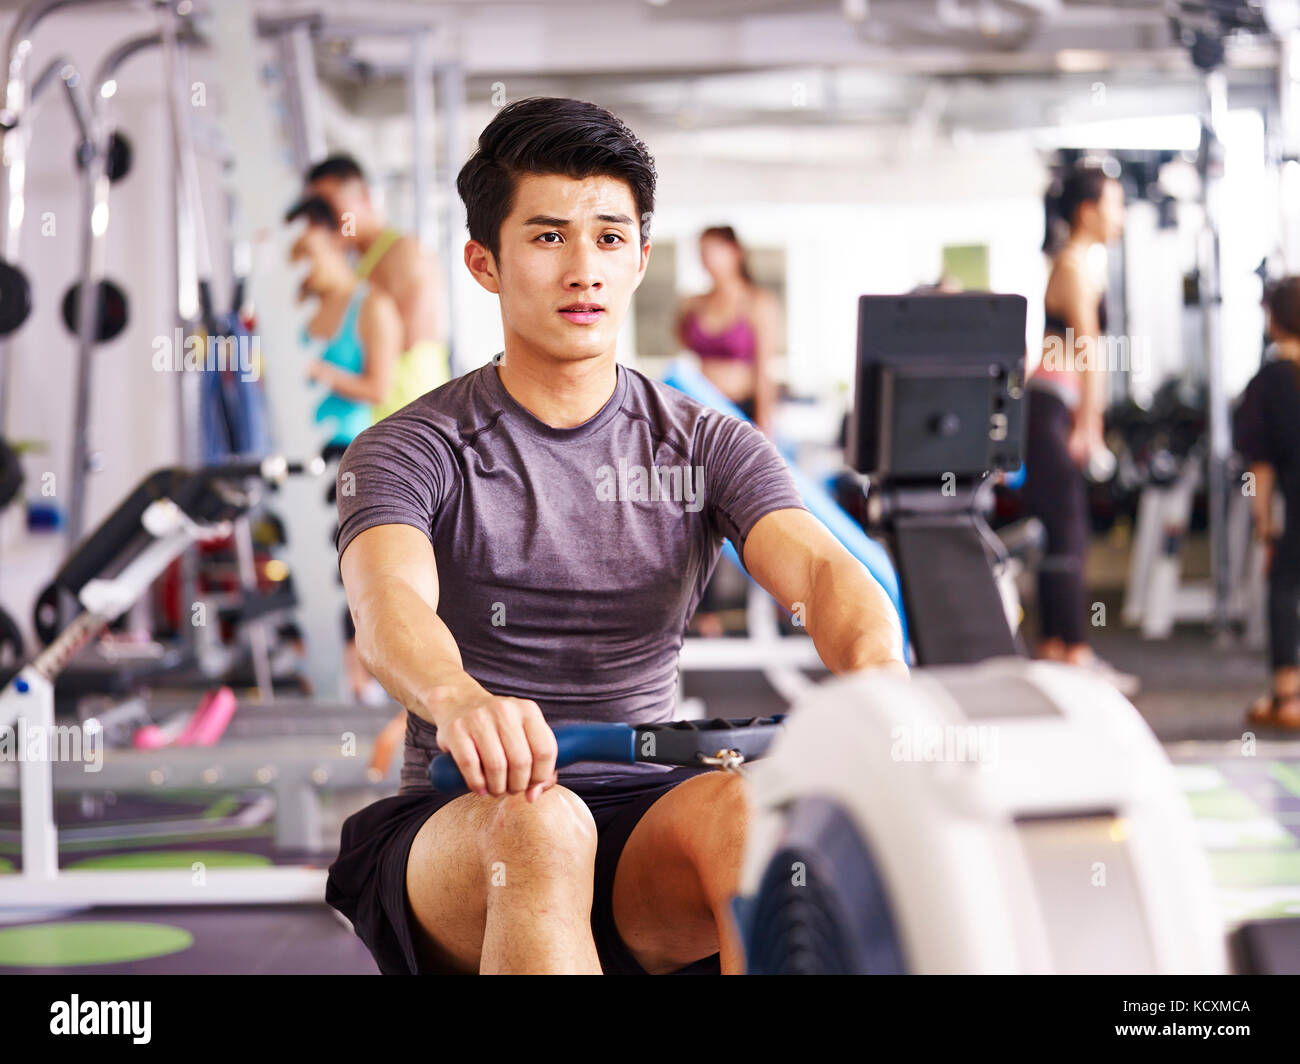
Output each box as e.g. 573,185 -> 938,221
403,792 -> 489,973
610,771 -> 750,974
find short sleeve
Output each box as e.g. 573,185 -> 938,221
697,412 -> 806,563
1234,373 -> 1272,466
335,413 -> 453,564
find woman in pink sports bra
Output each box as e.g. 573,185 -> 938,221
675,226 -> 780,437
674,227 -> 781,638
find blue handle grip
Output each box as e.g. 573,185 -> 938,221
428,723 -> 638,792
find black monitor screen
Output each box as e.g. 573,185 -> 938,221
848,293 -> 1028,481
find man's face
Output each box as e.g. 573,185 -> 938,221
306,175 -> 369,244
466,172 -> 650,365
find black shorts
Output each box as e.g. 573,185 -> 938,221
325,767 -> 723,975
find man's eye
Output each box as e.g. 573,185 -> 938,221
600,233 -> 624,245
537,232 -> 561,243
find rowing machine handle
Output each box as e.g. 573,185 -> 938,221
428,723 -> 637,792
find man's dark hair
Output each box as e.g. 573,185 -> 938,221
456,96 -> 656,262
1267,277 -> 1300,340
305,153 -> 366,185
284,195 -> 338,229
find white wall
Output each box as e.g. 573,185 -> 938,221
1219,108 -> 1270,399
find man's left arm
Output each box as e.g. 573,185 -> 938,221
741,507 -> 907,676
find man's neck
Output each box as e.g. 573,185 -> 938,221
496,349 -> 617,429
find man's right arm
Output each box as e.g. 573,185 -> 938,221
340,523 -> 557,799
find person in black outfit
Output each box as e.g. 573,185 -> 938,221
1021,162 -> 1138,695
1238,278 -> 1300,728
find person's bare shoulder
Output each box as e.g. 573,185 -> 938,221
367,234 -> 433,288
1049,248 -> 1092,289
394,234 -> 438,270
360,284 -> 401,330
1045,251 -> 1090,305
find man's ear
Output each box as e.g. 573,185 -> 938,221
633,239 -> 652,290
464,240 -> 501,295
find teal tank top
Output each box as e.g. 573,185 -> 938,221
308,286 -> 371,446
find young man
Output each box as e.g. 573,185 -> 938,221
301,154 -> 449,420
325,97 -> 906,976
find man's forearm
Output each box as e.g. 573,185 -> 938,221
351,579 -> 486,727
803,556 -> 908,674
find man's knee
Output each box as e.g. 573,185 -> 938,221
478,784 -> 598,874
404,785 -> 599,969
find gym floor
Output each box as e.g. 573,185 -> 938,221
0,788 -> 379,974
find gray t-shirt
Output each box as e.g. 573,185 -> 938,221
335,359 -> 806,793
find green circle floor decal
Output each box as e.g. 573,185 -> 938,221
0,922 -> 193,967
65,850 -> 272,870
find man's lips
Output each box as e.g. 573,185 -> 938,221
558,304 -> 605,324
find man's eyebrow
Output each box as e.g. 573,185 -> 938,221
522,213 -> 636,227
